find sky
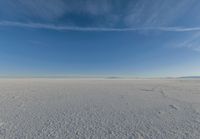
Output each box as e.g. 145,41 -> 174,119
0,0 -> 200,77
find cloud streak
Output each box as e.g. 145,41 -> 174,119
0,0 -> 112,21
1,21 -> 200,32
125,0 -> 197,27
175,33 -> 200,51
1,0 -> 199,29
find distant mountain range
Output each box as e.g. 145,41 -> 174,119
180,76 -> 200,79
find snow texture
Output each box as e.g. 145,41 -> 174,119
0,79 -> 200,139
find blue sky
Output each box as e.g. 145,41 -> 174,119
0,0 -> 200,77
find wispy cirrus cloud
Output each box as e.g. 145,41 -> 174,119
0,0 -> 67,20
175,33 -> 200,52
1,0 -> 200,28
1,21 -> 200,32
124,0 -> 198,27
0,0 -> 112,21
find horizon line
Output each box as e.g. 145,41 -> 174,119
0,75 -> 199,79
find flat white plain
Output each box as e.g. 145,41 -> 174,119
0,79 -> 200,139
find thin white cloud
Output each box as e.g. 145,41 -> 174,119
1,0 -> 199,29
125,0 -> 197,27
1,21 -> 200,32
175,33 -> 200,51
0,0 -> 67,20
0,0 -> 112,21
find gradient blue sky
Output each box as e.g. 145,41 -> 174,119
0,0 -> 200,77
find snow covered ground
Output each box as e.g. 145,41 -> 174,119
0,78 -> 200,139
